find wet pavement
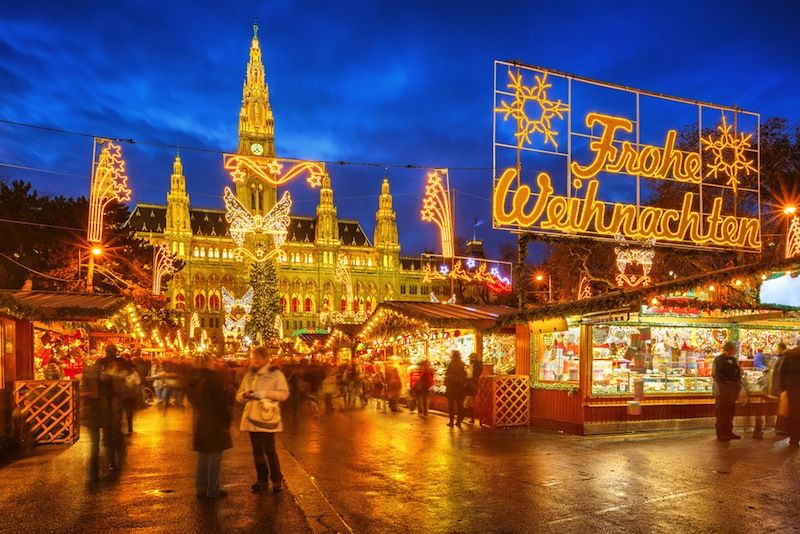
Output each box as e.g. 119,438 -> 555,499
2,403 -> 800,533
280,402 -> 800,534
0,407 -> 310,534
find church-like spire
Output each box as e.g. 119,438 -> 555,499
374,176 -> 399,251
238,22 -> 275,155
165,152 -> 191,239
315,172 -> 339,245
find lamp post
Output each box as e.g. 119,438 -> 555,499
534,272 -> 552,303
86,245 -> 103,291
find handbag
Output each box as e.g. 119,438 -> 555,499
247,398 -> 281,430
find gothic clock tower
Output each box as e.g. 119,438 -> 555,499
236,24 -> 277,215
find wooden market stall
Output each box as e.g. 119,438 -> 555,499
501,258 -> 800,435
0,290 -> 127,453
357,302 -> 527,426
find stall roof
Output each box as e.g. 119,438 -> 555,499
365,301 -> 518,332
0,290 -> 128,322
497,256 -> 800,327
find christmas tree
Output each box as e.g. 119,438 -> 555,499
245,260 -> 281,344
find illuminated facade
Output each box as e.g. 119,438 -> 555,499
128,27 -> 429,338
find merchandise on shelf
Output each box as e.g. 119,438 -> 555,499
537,327 -> 580,383
590,325 -> 720,396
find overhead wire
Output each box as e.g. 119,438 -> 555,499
0,250 -> 75,282
0,117 -> 495,172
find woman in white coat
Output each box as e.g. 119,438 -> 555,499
236,346 -> 289,493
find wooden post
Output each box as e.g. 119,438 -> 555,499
515,323 -> 531,380
475,331 -> 483,361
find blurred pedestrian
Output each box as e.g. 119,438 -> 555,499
407,361 -> 422,413
385,362 -> 402,413
712,341 -> 743,441
79,351 -> 104,481
44,356 -> 64,380
769,342 -> 788,435
321,366 -> 338,413
415,360 -> 434,417
115,357 -> 141,435
445,350 -> 467,427
148,359 -> 167,408
778,348 -> 800,447
236,346 -> 289,494
189,357 -> 233,500
464,353 -> 484,424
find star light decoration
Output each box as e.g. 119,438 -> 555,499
421,260 -> 512,294
421,169 -> 455,258
496,69 -> 569,149
87,139 -> 131,243
700,114 -> 757,195
222,286 -> 254,341
223,154 -> 325,189
151,243 -> 176,295
223,187 -> 292,262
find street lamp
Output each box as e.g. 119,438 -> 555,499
534,272 -> 552,303
86,245 -> 103,291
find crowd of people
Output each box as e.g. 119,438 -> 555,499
713,341 -> 800,445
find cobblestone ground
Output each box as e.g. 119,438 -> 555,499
2,403 -> 800,533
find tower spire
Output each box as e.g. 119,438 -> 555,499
374,176 -> 399,252
238,23 -> 275,156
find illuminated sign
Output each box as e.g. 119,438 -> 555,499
493,62 -> 761,252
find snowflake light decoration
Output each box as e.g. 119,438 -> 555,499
700,114 -> 757,194
466,258 -> 476,269
496,70 -> 569,149
439,265 -> 450,275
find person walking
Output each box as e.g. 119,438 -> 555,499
465,353 -> 484,424
415,360 -> 434,417
712,341 -> 743,441
115,357 -> 141,435
79,351 -> 105,481
385,362 -> 402,413
407,361 -> 422,413
778,347 -> 800,446
189,357 -> 234,500
769,342 -> 788,435
445,350 -> 467,427
236,346 -> 289,494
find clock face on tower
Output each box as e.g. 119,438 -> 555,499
250,142 -> 264,156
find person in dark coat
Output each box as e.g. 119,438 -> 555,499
712,341 -> 743,441
778,348 -> 800,446
189,357 -> 234,499
445,350 -> 468,427
81,345 -> 124,479
465,353 -> 484,424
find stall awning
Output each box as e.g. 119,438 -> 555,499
0,290 -> 128,322
497,256 -> 800,327
360,301 -> 518,340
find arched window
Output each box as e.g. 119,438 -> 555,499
323,297 -> 330,311
200,247 -> 206,258
291,297 -> 299,313
175,292 -> 186,310
193,247 -> 200,258
365,300 -> 372,314
341,298 -> 347,312
209,293 -> 221,311
353,299 -> 359,313
304,297 -> 312,313
194,292 -> 206,310
222,274 -> 234,290
179,242 -> 185,256
280,297 -> 287,314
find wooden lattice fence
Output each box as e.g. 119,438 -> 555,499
478,375 -> 530,427
14,380 -> 79,445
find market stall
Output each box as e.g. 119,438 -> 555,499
0,290 -> 127,451
357,302 -> 524,424
502,258 -> 800,435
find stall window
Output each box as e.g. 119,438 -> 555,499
590,325 -> 718,396
536,327 -> 580,383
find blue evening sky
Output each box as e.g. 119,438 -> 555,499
1,0 -> 798,259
